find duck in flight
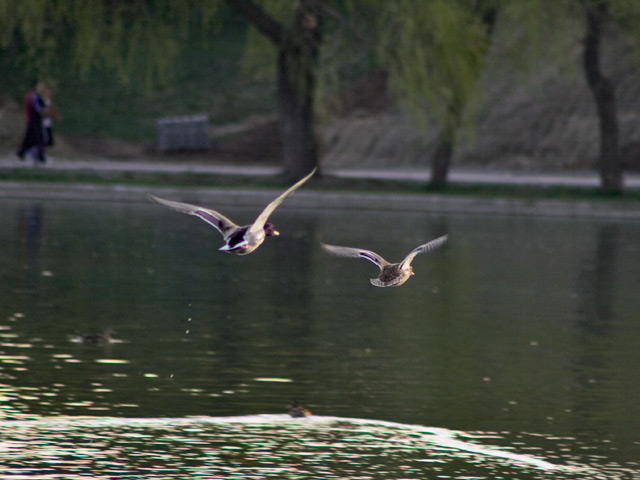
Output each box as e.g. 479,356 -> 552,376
321,234 -> 448,287
149,168 -> 316,255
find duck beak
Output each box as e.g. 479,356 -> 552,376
273,230 -> 280,236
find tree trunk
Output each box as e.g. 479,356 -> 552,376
226,0 -> 321,182
276,2 -> 321,182
582,0 -> 623,193
430,127 -> 454,190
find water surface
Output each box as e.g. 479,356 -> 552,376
1,197 -> 639,478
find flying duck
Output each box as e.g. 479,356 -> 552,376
321,234 -> 448,287
288,400 -> 312,418
149,168 -> 316,255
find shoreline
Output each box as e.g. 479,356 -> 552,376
3,154 -> 640,189
2,180 -> 639,220
2,153 -> 640,219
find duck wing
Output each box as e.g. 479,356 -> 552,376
248,167 -> 317,236
399,234 -> 449,269
321,243 -> 388,270
148,194 -> 240,236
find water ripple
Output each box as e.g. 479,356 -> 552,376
0,415 -> 633,479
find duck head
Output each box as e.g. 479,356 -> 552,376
264,223 -> 279,237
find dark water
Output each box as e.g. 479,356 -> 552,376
1,197 -> 639,479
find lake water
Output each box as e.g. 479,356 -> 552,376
1,195 -> 639,479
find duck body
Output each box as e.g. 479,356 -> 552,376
321,234 -> 448,288
218,224 -> 267,255
373,263 -> 413,287
149,168 -> 316,255
289,400 -> 311,418
80,328 -> 113,345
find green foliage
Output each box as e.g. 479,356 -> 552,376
609,0 -> 640,45
241,23 -> 277,81
0,1 -> 274,141
237,0 -> 385,121
495,0 -> 581,74
380,0 -> 493,137
0,0 -> 224,95
53,16 -> 274,140
4,0 -> 640,149
313,0 -> 381,117
0,1 -> 70,78
239,1 -> 297,80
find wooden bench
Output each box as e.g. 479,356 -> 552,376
156,114 -> 210,151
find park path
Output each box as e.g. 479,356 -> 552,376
2,154 -> 640,189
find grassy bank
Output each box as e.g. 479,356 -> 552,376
1,164 -> 638,204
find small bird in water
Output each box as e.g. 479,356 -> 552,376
80,328 -> 113,345
288,400 -> 311,418
321,234 -> 448,287
149,167 -> 317,255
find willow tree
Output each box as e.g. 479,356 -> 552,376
380,0 -> 496,189
0,1 -> 217,93
226,0 -> 322,182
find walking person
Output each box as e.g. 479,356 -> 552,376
42,84 -> 61,147
16,81 -> 48,164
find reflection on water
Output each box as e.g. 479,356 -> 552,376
0,415 -> 630,479
1,198 -> 640,478
16,204 -> 46,294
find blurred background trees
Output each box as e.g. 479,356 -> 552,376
226,0 -> 322,181
1,0 -> 639,191
378,0 -> 498,189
